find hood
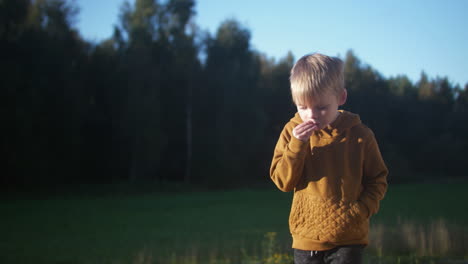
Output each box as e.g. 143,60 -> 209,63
289,110 -> 361,138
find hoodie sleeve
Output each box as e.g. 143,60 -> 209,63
359,132 -> 388,217
270,123 -> 309,192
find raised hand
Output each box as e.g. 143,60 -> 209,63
292,120 -> 318,142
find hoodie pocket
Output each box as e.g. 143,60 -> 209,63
289,193 -> 367,243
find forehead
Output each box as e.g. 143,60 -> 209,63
296,91 -> 338,107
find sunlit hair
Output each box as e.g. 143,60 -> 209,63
290,53 -> 344,106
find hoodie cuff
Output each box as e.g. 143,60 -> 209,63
288,136 -> 309,154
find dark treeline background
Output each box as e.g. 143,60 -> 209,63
3,0 -> 468,191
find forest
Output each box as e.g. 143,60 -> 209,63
3,0 -> 468,191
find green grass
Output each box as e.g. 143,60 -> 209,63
1,181 -> 467,263
375,180 -> 468,225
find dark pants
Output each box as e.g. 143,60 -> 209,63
294,245 -> 364,264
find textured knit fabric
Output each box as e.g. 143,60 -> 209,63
270,110 -> 388,251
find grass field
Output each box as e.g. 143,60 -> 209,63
1,181 -> 468,263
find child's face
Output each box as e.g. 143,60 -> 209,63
296,89 -> 347,130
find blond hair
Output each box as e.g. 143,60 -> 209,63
290,53 -> 344,106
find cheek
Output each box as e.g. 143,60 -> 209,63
298,111 -> 307,121
314,110 -> 325,120
298,110 -> 312,121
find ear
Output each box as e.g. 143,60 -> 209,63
339,89 -> 347,106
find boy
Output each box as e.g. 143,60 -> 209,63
270,53 -> 388,264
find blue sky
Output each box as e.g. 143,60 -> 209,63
77,0 -> 468,87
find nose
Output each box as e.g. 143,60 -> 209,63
305,108 -> 314,120
306,108 -> 320,123
311,109 -> 319,120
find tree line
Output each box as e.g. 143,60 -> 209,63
2,0 -> 468,190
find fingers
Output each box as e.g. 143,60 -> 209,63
293,129 -> 312,141
293,120 -> 318,141
304,120 -> 319,131
294,126 -> 313,138
295,121 -> 316,134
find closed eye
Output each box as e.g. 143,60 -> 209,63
317,105 -> 329,110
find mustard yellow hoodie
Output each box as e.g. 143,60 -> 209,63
270,110 -> 388,251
